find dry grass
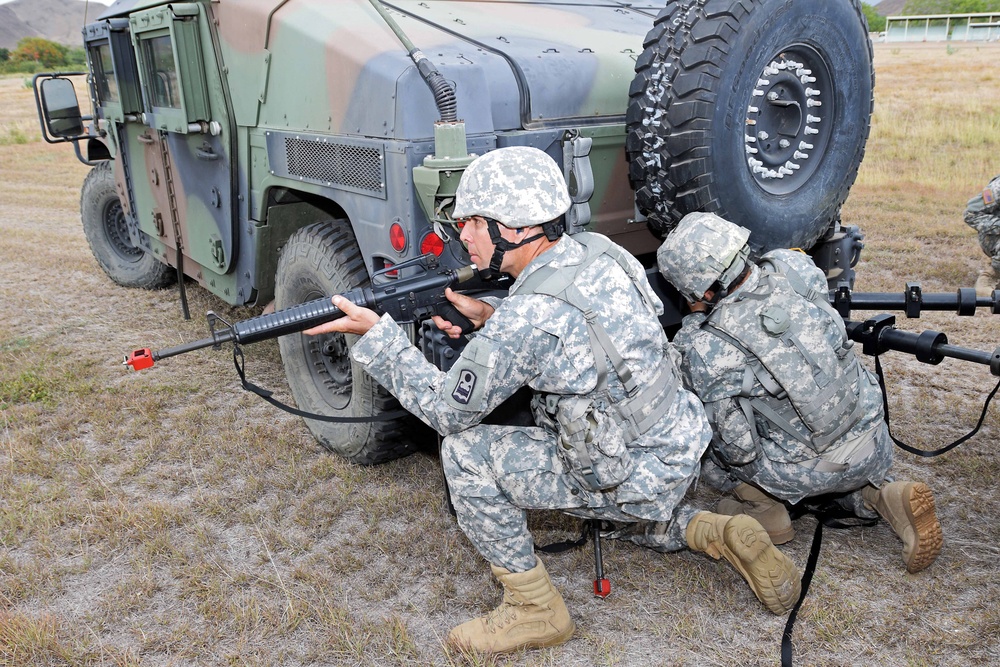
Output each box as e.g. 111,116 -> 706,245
1,41 -> 999,667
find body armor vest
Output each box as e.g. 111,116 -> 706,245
514,233 -> 679,490
704,249 -> 864,455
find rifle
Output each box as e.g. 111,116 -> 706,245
124,255 -> 507,370
833,283 -> 1000,319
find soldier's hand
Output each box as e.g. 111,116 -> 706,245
432,288 -> 494,339
304,295 -> 380,336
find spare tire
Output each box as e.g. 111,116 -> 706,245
626,0 -> 874,252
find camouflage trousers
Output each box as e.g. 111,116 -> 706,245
440,424 -> 700,572
701,426 -> 893,518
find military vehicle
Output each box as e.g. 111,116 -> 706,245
36,0 -> 879,464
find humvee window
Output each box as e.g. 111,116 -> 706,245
142,35 -> 180,110
130,6 -> 210,133
82,18 -> 141,122
91,43 -> 119,105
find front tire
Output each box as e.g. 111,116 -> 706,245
80,161 -> 174,289
627,0 -> 874,252
274,220 -> 416,465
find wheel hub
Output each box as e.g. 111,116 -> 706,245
307,331 -> 352,405
105,200 -> 144,262
744,46 -> 833,195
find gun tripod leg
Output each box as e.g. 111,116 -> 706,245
593,521 -> 611,598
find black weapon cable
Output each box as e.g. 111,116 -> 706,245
232,345 -> 409,423
874,354 -> 1000,457
780,501 -> 878,667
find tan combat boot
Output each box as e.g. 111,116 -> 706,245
686,512 -> 801,614
862,482 -> 943,573
448,557 -> 575,654
717,483 -> 795,545
975,268 -> 1000,298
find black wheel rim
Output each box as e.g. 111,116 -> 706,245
104,198 -> 144,262
302,289 -> 353,410
743,43 -> 834,196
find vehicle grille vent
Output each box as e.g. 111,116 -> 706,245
284,137 -> 384,195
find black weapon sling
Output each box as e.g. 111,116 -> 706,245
233,345 -> 409,422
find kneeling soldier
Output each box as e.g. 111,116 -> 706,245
306,150 -> 801,655
658,212 -> 943,574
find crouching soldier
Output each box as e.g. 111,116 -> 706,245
965,175 -> 1000,297
657,212 -> 943,574
305,149 -> 801,655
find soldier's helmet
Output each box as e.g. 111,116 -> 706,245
452,146 -> 571,228
657,212 -> 752,302
966,175 -> 1000,217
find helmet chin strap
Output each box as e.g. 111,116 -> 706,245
700,263 -> 752,315
482,218 -> 545,279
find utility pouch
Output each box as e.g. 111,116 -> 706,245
552,394 -> 634,491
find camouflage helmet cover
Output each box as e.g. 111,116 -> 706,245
657,212 -> 752,301
452,146 -> 571,228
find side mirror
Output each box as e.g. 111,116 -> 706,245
39,77 -> 84,138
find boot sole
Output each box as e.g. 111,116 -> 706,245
448,621 -> 576,655
902,482 -> 943,574
721,516 -> 801,615
717,498 -> 796,545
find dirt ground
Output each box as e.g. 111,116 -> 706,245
1,41 -> 999,667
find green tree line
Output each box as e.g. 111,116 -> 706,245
2,4 -> 996,75
0,37 -> 85,74
902,0 -> 1000,14
858,1 -> 999,33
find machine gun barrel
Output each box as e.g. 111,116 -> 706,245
833,284 -> 999,318
846,314 -> 1000,376
124,257 -> 485,370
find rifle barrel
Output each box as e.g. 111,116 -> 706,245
844,290 -> 997,316
152,329 -> 236,361
232,288 -> 367,345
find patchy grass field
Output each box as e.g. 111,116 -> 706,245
2,41 -> 999,667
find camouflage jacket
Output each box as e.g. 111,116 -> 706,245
673,265 -> 886,468
965,175 -> 1000,268
351,234 -> 710,516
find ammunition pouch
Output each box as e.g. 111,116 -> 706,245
519,232 -> 679,492
534,393 -> 634,491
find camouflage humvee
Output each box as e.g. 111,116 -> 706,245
35,0 -> 874,463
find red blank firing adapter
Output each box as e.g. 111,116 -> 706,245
124,348 -> 155,370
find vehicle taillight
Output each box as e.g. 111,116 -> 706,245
389,223 -> 406,252
420,232 -> 445,257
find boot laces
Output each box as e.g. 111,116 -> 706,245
484,602 -> 519,633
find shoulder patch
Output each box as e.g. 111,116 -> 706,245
451,369 -> 478,405
443,337 -> 497,412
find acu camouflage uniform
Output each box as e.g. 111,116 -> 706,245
965,175 -> 1000,273
351,233 -> 712,572
673,261 -> 892,517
